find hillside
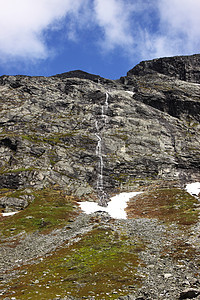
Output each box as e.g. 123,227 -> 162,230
0,54 -> 200,299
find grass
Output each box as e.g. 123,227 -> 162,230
0,187 -> 79,237
21,131 -> 79,144
1,185 -> 199,299
2,227 -> 145,299
161,239 -> 200,262
126,188 -> 199,225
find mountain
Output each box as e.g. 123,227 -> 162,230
0,55 -> 200,203
0,54 -> 200,299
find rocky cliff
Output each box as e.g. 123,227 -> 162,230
0,54 -> 200,206
0,54 -> 200,300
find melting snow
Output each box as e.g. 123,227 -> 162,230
78,192 -> 142,219
1,211 -> 19,217
125,91 -> 135,96
186,182 -> 200,197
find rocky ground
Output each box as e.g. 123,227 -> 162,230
0,54 -> 200,299
0,183 -> 200,300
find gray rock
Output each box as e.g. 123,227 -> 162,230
0,194 -> 34,212
0,53 -> 199,201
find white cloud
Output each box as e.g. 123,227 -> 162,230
93,0 -> 134,51
0,0 -> 85,61
159,0 -> 200,37
0,0 -> 138,62
0,0 -> 199,65
142,0 -> 200,60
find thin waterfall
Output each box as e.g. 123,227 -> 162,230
95,92 -> 109,207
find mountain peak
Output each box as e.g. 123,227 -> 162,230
52,69 -> 101,82
127,53 -> 200,83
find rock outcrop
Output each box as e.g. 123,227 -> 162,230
127,54 -> 200,83
0,54 -> 200,205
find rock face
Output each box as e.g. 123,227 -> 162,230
0,55 -> 200,300
0,54 -> 200,203
128,54 -> 200,83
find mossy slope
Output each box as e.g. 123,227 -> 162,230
0,187 -> 79,238
126,188 -> 199,225
2,227 -> 145,299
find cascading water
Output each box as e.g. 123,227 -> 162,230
95,92 -> 109,207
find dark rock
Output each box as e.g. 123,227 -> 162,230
0,174 -> 20,189
0,138 -> 18,151
30,146 -> 45,157
52,69 -> 101,82
127,54 -> 200,83
179,289 -> 200,299
0,194 -> 33,212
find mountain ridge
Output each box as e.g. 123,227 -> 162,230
0,53 -> 200,300
0,54 -> 199,202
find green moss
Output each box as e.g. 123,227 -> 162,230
11,167 -> 36,173
0,166 -> 37,175
161,239 -> 200,262
21,134 -> 42,143
126,188 -> 199,226
2,228 -> 145,299
0,187 -> 79,237
112,173 -> 127,183
21,131 -> 79,145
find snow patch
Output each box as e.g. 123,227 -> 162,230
186,182 -> 200,197
78,192 -> 142,219
125,91 -> 135,96
1,211 -> 19,217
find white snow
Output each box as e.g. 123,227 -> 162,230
1,211 -> 19,217
78,192 -> 142,219
125,91 -> 135,96
186,182 -> 200,197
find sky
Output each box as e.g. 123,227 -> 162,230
0,0 -> 199,79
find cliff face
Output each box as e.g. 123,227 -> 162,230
127,54 -> 200,83
0,54 -> 200,205
1,55 -> 200,300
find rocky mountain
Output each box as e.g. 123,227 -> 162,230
0,54 -> 200,205
0,54 -> 200,300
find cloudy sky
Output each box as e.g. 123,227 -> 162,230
0,0 -> 199,79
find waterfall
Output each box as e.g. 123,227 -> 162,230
95,92 -> 109,207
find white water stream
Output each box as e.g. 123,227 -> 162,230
95,92 -> 109,206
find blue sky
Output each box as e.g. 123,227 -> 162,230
0,0 -> 199,79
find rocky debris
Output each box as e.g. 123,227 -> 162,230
0,194 -> 34,212
0,212 -> 200,299
0,213 -> 93,274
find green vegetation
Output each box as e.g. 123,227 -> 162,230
126,188 -> 199,225
0,189 -> 27,199
2,228 -> 145,299
161,239 -> 200,262
21,131 -> 79,145
0,165 -> 37,175
0,187 -> 79,237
